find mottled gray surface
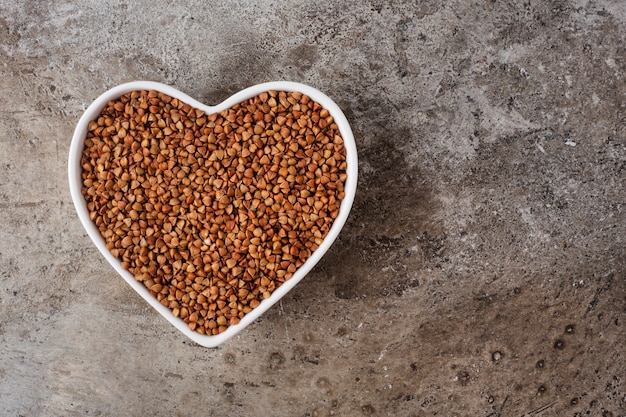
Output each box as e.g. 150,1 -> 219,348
1,1 -> 625,416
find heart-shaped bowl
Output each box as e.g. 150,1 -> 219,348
68,81 -> 357,347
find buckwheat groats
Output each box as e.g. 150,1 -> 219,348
80,89 -> 347,335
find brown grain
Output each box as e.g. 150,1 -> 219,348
81,89 -> 347,335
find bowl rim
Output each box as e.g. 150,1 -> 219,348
68,80 -> 358,347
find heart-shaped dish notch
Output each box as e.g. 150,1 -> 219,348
68,81 -> 357,347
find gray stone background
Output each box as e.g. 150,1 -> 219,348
1,1 -> 624,416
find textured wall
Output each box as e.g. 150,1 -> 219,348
1,1 -> 624,416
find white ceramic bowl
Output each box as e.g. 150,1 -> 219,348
68,81 -> 357,347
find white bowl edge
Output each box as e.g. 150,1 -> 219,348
68,81 -> 358,347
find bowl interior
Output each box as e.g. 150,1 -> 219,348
68,81 -> 357,347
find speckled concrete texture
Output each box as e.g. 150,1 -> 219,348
1,1 -> 625,416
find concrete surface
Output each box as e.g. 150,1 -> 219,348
1,0 -> 624,416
